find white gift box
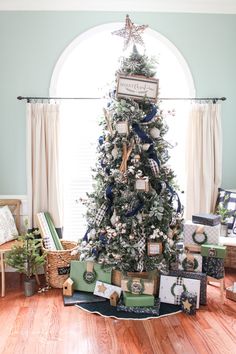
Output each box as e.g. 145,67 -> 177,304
116,121 -> 129,134
93,281 -> 122,299
159,274 -> 201,308
178,253 -> 202,273
184,221 -> 220,247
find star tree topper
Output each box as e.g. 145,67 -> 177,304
112,14 -> 148,50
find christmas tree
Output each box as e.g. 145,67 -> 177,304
79,16 -> 183,273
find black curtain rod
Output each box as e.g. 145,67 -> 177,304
17,95 -> 226,102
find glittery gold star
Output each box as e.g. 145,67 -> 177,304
97,283 -> 107,294
182,299 -> 192,312
112,15 -> 148,50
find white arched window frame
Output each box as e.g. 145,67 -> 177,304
50,23 -> 195,241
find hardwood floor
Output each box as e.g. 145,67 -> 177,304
0,270 -> 236,354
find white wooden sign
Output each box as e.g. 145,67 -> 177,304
93,281 -> 122,299
117,74 -> 159,102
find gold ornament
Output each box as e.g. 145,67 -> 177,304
97,283 -> 107,294
112,15 -> 148,50
182,299 -> 192,312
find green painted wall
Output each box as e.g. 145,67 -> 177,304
0,11 -> 235,194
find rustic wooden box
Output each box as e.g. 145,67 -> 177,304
224,245 -> 236,269
226,286 -> 236,302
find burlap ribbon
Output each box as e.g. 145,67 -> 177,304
119,140 -> 134,173
103,108 -> 114,136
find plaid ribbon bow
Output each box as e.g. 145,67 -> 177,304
148,158 -> 159,177
136,236 -> 146,272
95,202 -> 108,226
172,277 -> 186,305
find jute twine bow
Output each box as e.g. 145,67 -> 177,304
196,225 -> 204,234
119,139 -> 134,173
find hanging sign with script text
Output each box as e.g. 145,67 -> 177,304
117,74 -> 159,102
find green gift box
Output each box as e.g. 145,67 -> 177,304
201,244 -> 226,259
70,260 -> 112,292
123,291 -> 155,307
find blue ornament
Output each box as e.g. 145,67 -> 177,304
99,136 -> 104,145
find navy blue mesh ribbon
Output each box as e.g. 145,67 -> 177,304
83,229 -> 90,242
141,105 -> 157,123
99,233 -> 107,245
132,123 -> 153,144
166,183 -> 182,213
92,247 -> 98,257
125,201 -> 144,217
147,145 -> 161,168
106,185 -> 113,214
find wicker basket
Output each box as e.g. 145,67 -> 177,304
226,286 -> 236,302
43,240 -> 79,288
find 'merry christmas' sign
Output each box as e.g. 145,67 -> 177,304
117,74 -> 159,102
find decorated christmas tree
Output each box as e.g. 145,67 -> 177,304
79,16 -> 183,274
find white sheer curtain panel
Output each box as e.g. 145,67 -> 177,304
27,103 -> 63,233
185,102 -> 222,220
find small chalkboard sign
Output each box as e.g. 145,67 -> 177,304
58,266 -> 70,275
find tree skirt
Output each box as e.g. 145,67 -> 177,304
76,301 -> 181,320
64,292 -> 181,320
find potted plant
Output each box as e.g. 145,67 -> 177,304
6,227 -> 46,296
216,194 -> 236,237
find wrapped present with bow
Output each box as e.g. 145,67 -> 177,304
70,260 -> 112,293
178,252 -> 202,272
201,244 -> 226,259
159,274 -> 200,308
180,291 -> 197,315
184,221 -> 220,251
121,275 -> 155,295
202,256 -> 225,279
117,297 -> 160,315
169,269 -> 207,305
192,213 -> 221,227
123,291 -> 155,307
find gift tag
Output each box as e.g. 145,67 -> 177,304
233,282 -> 236,293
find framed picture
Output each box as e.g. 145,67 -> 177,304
116,74 -> 159,102
147,241 -> 163,256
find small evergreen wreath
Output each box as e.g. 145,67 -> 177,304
171,282 -> 187,296
127,278 -> 145,294
83,270 -> 97,284
182,257 -> 199,271
192,231 -> 207,245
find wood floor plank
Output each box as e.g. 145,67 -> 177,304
0,270 -> 236,354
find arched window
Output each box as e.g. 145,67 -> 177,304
50,23 -> 195,241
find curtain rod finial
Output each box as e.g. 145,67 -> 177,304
17,96 -> 23,100
221,97 -> 226,101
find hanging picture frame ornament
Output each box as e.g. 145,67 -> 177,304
147,241 -> 163,256
116,121 -> 129,135
135,177 -> 149,192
